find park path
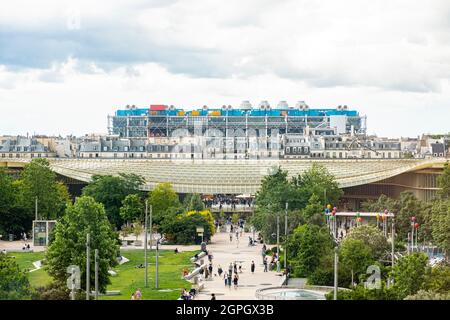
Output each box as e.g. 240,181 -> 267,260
194,230 -> 282,300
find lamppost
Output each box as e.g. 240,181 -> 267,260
94,249 -> 99,300
333,246 -> 339,301
144,199 -> 148,288
86,233 -> 90,300
276,211 -> 280,272
284,202 -> 288,271
155,235 -> 165,289
410,216 -> 416,252
391,217 -> 395,268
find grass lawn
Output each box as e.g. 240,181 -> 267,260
101,249 -> 195,300
7,249 -> 196,300
6,251 -> 53,288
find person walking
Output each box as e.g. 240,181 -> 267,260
251,261 -> 255,274
229,233 -> 233,243
233,274 -> 239,289
224,272 -> 228,286
228,263 -> 233,275
218,265 -> 223,278
227,273 -> 232,289
208,263 -> 213,277
233,262 -> 237,274
263,257 -> 268,272
239,263 -> 242,273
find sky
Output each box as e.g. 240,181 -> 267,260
0,0 -> 449,138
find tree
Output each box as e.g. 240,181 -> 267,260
46,196 -> 120,295
345,225 -> 389,260
0,169 -> 24,237
292,163 -> 343,208
183,194 -> 205,211
255,167 -> 298,212
119,194 -> 144,225
20,158 -> 70,220
286,224 -> 334,277
82,173 -> 145,228
390,252 -> 429,299
302,194 -> 326,226
362,192 -> 430,241
132,220 -> 143,241
437,162 -> 450,199
0,254 -> 31,300
405,290 -> 450,300
340,239 -> 374,287
147,182 -> 181,225
431,199 -> 450,261
423,264 -> 450,294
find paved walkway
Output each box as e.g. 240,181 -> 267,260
194,231 -> 282,300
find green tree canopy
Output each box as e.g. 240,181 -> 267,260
119,194 -> 144,224
286,224 -> 334,277
0,254 -> 31,300
339,238 -> 374,286
183,193 -> 205,212
255,167 -> 298,211
46,196 -> 120,294
345,225 -> 389,260
431,199 -> 450,261
82,173 -> 145,228
423,264 -> 450,294
292,163 -> 343,208
147,182 -> 181,225
20,158 -> 70,220
437,162 -> 450,199
390,252 -> 429,299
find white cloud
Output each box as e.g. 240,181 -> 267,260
0,0 -> 450,137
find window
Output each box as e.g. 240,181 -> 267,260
38,154 -> 41,158
286,147 -> 290,153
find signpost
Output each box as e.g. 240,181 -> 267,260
197,227 -> 204,243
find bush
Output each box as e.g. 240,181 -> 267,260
32,282 -> 70,300
159,210 -> 215,245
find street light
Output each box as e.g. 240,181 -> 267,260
155,235 -> 165,289
86,233 -> 90,300
284,202 -> 288,271
276,212 -> 280,272
333,246 -> 339,301
144,200 -> 148,288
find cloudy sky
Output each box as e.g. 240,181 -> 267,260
1,0 -> 449,138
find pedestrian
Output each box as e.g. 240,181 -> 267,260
224,272 -> 228,286
263,257 -> 268,272
239,264 -> 242,273
233,274 -> 239,289
233,262 -> 237,274
211,293 -> 216,300
228,263 -> 233,275
134,288 -> 142,300
251,261 -> 255,274
218,265 -> 223,278
229,233 -> 233,243
208,263 -> 213,276
227,273 -> 232,288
